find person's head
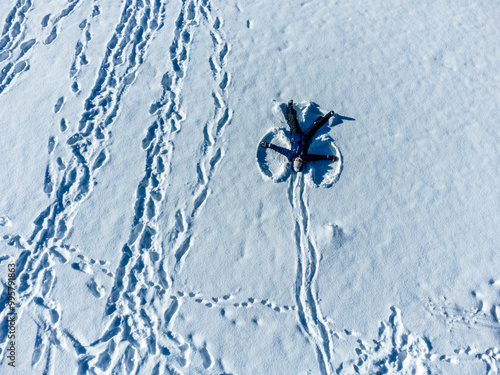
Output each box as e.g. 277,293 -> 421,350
292,157 -> 304,172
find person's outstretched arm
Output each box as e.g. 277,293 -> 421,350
305,154 -> 338,162
260,141 -> 294,160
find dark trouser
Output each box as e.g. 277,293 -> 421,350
303,114 -> 331,138
286,107 -> 302,135
286,106 -> 331,138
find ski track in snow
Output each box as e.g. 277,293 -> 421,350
289,172 -> 335,375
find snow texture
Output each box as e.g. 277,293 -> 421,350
0,0 -> 499,374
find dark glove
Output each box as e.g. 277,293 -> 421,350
327,155 -> 338,161
260,141 -> 269,148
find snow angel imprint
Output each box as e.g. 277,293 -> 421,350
257,101 -> 342,187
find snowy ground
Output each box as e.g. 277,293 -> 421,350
0,0 -> 499,374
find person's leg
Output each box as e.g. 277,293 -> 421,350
286,101 -> 302,135
303,111 -> 334,139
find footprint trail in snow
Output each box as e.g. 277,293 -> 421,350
91,0 -> 231,373
0,0 -> 168,371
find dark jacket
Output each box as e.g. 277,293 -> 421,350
268,134 -> 332,162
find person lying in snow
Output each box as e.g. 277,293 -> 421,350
260,100 -> 338,172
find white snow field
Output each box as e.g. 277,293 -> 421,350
0,0 -> 499,374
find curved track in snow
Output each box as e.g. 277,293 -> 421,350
289,172 -> 335,375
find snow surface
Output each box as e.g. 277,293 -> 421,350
0,0 -> 499,374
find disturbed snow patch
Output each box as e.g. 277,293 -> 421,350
0,216 -> 12,227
